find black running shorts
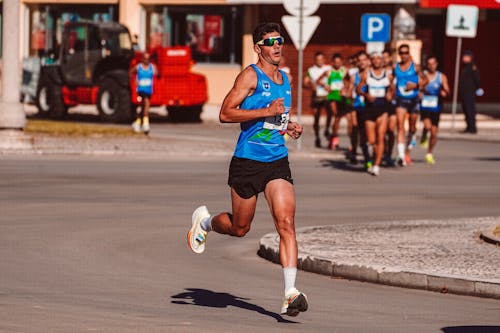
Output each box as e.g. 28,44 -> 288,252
365,105 -> 388,122
421,111 -> 440,126
395,97 -> 419,114
228,156 -> 293,199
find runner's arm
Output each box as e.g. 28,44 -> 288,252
441,74 -> 450,98
219,67 -> 284,123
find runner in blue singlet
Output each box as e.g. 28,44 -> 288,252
392,44 -> 427,166
419,55 -> 450,164
130,52 -> 157,134
187,22 -> 308,318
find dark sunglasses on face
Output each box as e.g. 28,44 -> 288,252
399,51 -> 409,55
256,36 -> 285,47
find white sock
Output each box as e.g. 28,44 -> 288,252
200,216 -> 212,232
283,267 -> 297,295
397,143 -> 405,159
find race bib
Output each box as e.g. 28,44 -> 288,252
138,78 -> 152,87
330,80 -> 343,91
422,95 -> 439,108
369,86 -> 386,98
263,107 -> 290,134
398,82 -> 416,97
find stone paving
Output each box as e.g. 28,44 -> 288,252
295,217 -> 500,282
259,217 -> 500,298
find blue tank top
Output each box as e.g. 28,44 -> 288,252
353,71 -> 365,108
394,62 -> 419,99
233,64 -> 291,162
421,71 -> 442,112
137,63 -> 154,95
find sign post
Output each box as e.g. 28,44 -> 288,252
282,0 -> 321,149
446,4 -> 479,131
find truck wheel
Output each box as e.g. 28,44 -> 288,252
167,105 -> 202,123
36,80 -> 67,119
97,78 -> 132,123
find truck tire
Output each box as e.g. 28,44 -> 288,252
167,105 -> 202,123
35,79 -> 67,119
97,78 -> 133,123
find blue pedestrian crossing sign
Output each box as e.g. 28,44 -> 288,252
361,13 -> 391,43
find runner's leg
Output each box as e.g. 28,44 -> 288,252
210,188 -> 257,237
264,179 -> 297,268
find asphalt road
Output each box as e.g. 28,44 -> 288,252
1,130 -> 500,333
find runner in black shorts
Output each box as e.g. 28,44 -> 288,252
383,49 -> 396,166
188,22 -> 308,317
358,52 -> 393,176
419,55 -> 450,164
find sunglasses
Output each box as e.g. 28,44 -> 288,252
256,36 -> 285,47
399,51 -> 410,55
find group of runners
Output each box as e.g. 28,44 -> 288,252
306,44 -> 450,176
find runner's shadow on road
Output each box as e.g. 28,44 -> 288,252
441,326 -> 500,333
319,159 -> 365,173
171,288 -> 297,323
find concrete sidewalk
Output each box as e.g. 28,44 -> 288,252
259,217 -> 500,300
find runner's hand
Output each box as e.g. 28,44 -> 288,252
287,122 -> 303,139
267,98 -> 285,115
365,94 -> 376,103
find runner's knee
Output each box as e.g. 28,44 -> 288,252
275,216 -> 295,238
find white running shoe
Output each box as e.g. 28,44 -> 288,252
280,288 -> 308,317
142,122 -> 150,135
188,206 -> 211,254
132,120 -> 141,133
372,165 -> 380,176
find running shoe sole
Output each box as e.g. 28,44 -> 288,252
187,206 -> 210,254
284,293 -> 308,317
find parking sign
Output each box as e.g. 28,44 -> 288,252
361,14 -> 391,43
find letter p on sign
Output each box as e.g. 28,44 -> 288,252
361,13 -> 391,43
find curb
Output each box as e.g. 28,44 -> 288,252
258,232 -> 500,300
480,230 -> 500,247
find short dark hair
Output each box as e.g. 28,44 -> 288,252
332,53 -> 342,60
253,22 -> 281,44
382,49 -> 391,55
398,44 -> 410,52
426,55 -> 438,63
314,51 -> 325,58
357,51 -> 368,59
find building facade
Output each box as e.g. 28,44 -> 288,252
6,0 -> 500,111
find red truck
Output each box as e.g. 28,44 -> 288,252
36,21 -> 208,123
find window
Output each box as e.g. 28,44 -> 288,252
147,5 -> 242,64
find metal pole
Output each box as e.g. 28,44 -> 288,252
451,36 -> 462,131
296,0 -> 304,150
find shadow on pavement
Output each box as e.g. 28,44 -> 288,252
319,159 -> 365,173
171,288 -> 297,323
441,326 -> 500,333
476,157 -> 500,162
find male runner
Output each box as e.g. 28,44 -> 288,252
392,44 -> 427,166
352,51 -> 371,169
419,55 -> 450,164
304,51 -> 332,148
320,53 -> 349,149
130,52 -> 157,134
382,49 -> 397,166
358,52 -> 392,176
187,22 -> 308,317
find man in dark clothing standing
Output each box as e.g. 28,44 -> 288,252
458,50 -> 482,134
